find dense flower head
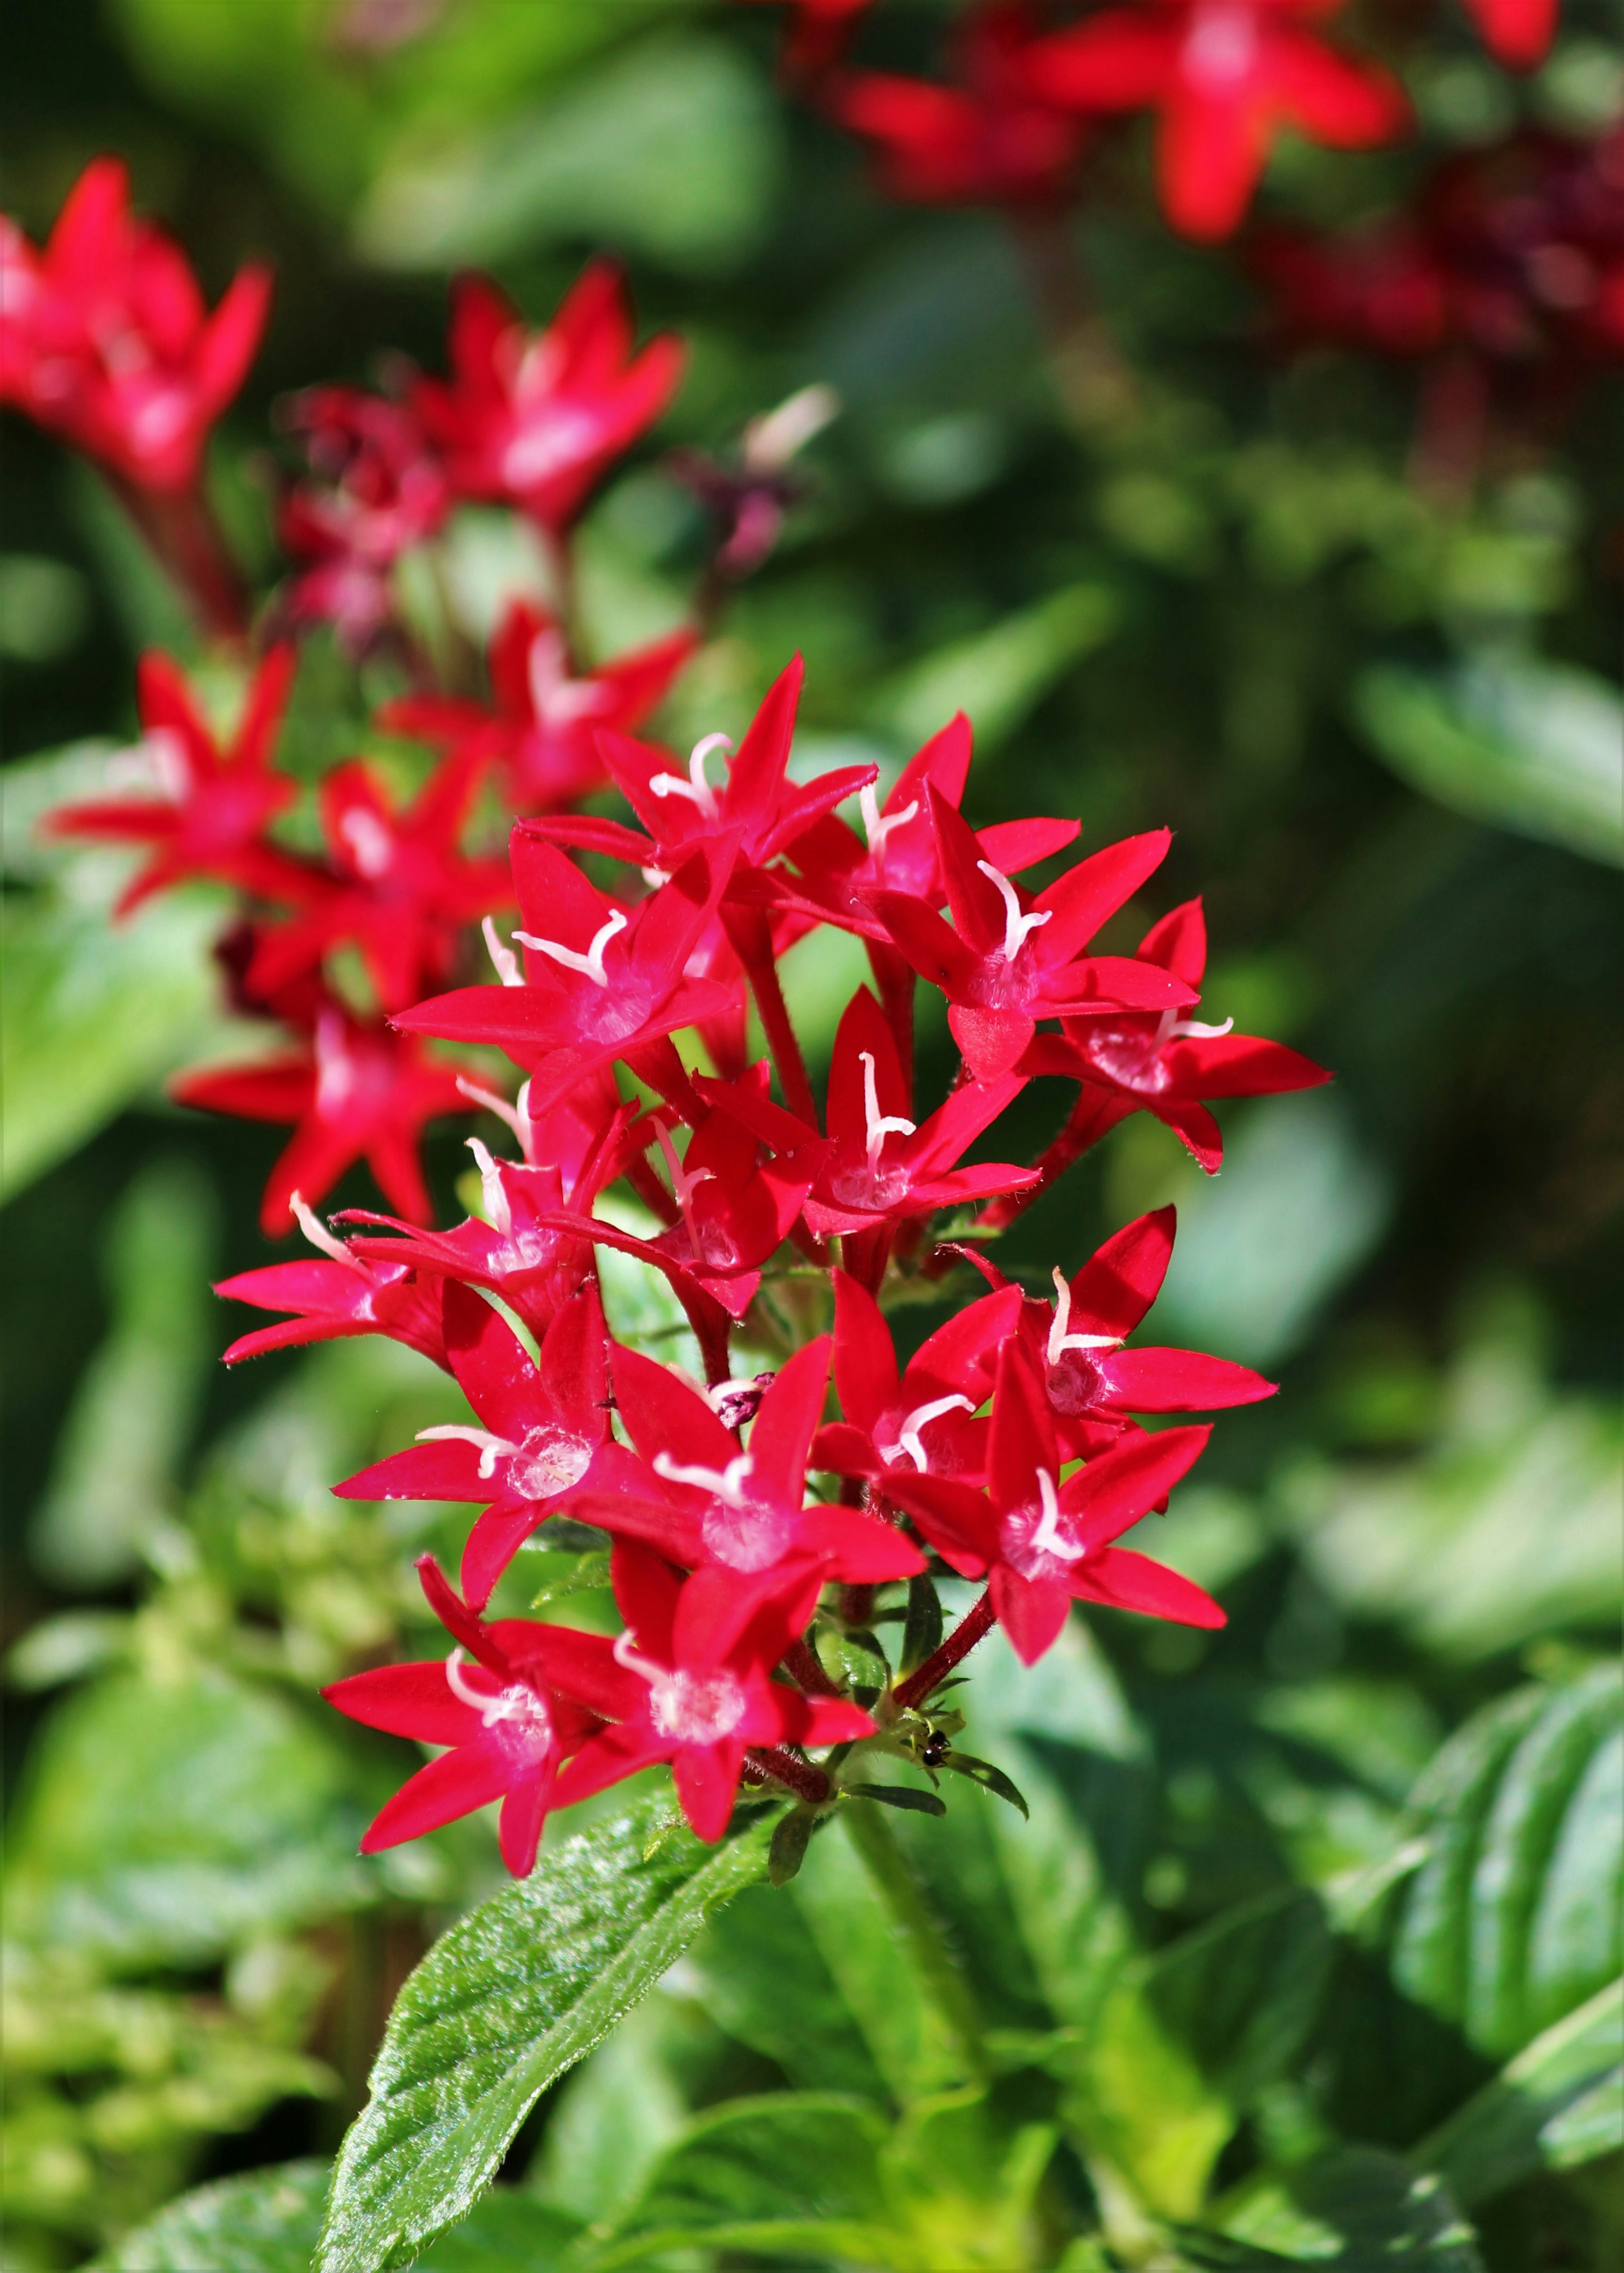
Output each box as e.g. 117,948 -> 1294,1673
0,156 -> 271,491
274,386 -> 452,653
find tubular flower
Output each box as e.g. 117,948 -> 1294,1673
825,2 -> 1093,209
45,646 -> 309,916
337,1281 -> 616,1610
812,1268 -> 1023,1487
556,1543 -> 875,1842
173,1000 -> 477,1234
409,263 -> 685,536
244,751 -> 514,1014
215,1194 -> 447,1368
0,156 -> 271,491
381,598 -> 699,815
1025,0 -> 1409,242
324,1554 -> 634,1877
887,1339 -> 1222,1664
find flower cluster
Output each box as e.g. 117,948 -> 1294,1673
17,158 -> 1332,1872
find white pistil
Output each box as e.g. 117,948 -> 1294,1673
1153,1006 -> 1235,1048
1046,1268 -> 1125,1368
640,864 -> 672,889
340,806 -> 394,879
291,1190 -> 362,1271
1030,1469 -> 1084,1562
416,1423 -> 520,1480
977,860 -> 1051,963
455,1075 -> 538,1165
859,1049 -> 916,1170
654,1121 -> 714,1243
649,733 -> 730,821
652,1449 -> 755,1507
612,1627 -> 660,1682
483,916 -> 524,987
514,907 -> 627,988
859,783 -> 919,865
445,1647 -> 551,1736
465,1137 -> 513,1236
880,1392 -> 975,1471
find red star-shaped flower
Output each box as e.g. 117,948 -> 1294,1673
811,1267 -> 1023,1488
409,262 -> 684,536
46,646 -> 309,916
1026,0 -> 1408,241
244,750 -> 514,1014
554,1541 -> 875,1842
173,996 -> 476,1233
324,1554 -> 632,1877
215,1193 -> 447,1368
0,156 -> 271,493
887,1339 -> 1221,1664
381,598 -> 698,815
274,386 -> 451,656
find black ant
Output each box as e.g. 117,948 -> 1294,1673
920,1729 -> 951,1768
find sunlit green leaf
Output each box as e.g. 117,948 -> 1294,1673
1204,2146 -> 1483,2270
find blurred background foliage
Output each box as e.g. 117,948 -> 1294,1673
0,0 -> 1619,2267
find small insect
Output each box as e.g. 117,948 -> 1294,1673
921,1729 -> 951,1768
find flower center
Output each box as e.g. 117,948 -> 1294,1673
445,1650 -> 554,1757
877,1392 -> 976,1471
514,907 -> 627,988
648,1667 -> 747,1745
649,733 -> 731,822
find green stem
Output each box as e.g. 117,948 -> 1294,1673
842,1797 -> 988,2085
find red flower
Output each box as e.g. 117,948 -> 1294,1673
337,1280 -> 615,1610
1460,0 -> 1558,71
275,386 -> 451,654
46,646 -> 309,916
325,1555 -> 633,1877
997,1205 -> 1275,1458
577,1337 -> 925,1587
0,157 -> 272,491
826,1 -> 1092,209
888,1340 -> 1221,1664
812,1267 -> 1023,1487
555,1541 -> 874,1842
173,998 -> 475,1233
409,264 -> 684,536
340,1089 -> 642,1344
215,1194 -> 447,1368
865,788 -> 1196,1082
553,1066 -> 827,1321
1026,0 -> 1408,241
395,830 -> 740,1122
381,598 -> 698,814
244,751 -> 513,1014
1023,896 -> 1331,1172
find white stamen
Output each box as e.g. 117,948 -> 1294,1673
339,806 -> 394,879
291,1190 -> 361,1270
612,1627 -> 661,1683
654,1121 -> 714,1240
742,382 -> 840,473
416,1423 -> 520,1481
465,1137 -> 513,1236
649,733 -> 730,821
977,860 -> 1051,963
640,864 -> 672,889
859,1049 -> 916,1170
445,1647 -> 551,1736
483,916 -> 523,987
1030,1469 -> 1084,1562
859,783 -> 919,865
1153,1007 -> 1234,1049
1046,1268 -> 1125,1368
514,907 -> 627,988
879,1392 -> 976,1472
455,1076 -> 537,1165
653,1449 -> 755,1507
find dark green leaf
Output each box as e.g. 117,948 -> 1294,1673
900,1576 -> 944,1675
89,2159 -> 329,2273
1145,1887 -> 1335,2105
1200,2147 -> 1483,2270
685,1878 -> 888,2098
845,1782 -> 948,1816
1413,1976 -> 1624,2208
316,1796 -> 771,2273
768,1805 -> 816,1886
415,2191 -> 582,2270
942,1751 -> 1030,1818
1390,1667 -> 1622,2057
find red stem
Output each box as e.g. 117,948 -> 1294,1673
893,1589 -> 997,1711
868,942 -> 916,1115
976,1082 -> 1130,1233
749,1744 -> 831,1805
106,472 -> 252,647
784,1635 -> 842,1698
674,1279 -> 733,1388
726,906 -> 818,1125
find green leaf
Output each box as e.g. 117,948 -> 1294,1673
685,1876 -> 889,2097
941,1751 -> 1030,1819
1355,656 -> 1624,868
847,1783 -> 948,1816
1413,1976 -> 1624,2208
527,1549 -> 611,1610
316,1796 -> 771,2273
767,1805 -> 817,1887
880,581 -> 1120,756
1202,2147 -> 1483,2270
524,1996 -> 688,2228
1388,1666 -> 1623,2057
415,2193 -> 581,2271
4,1669 -> 375,1968
354,32 -> 782,276
901,1576 -> 944,1675
89,2158 -> 330,2273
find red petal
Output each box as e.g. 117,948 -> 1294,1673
1100,1347 -> 1276,1413
323,1662 -> 475,1746
1060,1422 -> 1211,1549
990,1565 -> 1072,1664
1067,1206 -> 1177,1339
831,1269 -> 901,1434
1073,1546 -> 1226,1628
360,1736 -> 510,1852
